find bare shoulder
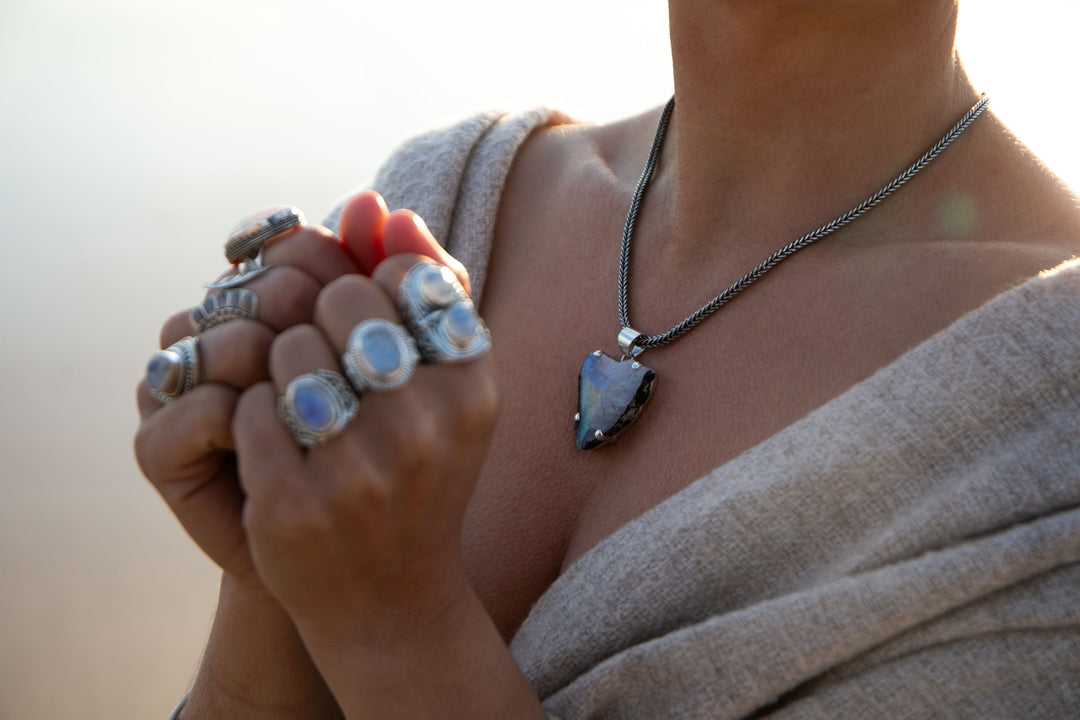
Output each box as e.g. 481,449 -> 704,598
837,110 -> 1080,319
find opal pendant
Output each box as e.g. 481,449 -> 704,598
575,351 -> 656,450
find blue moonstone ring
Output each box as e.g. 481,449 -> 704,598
146,336 -> 201,403
277,369 -> 359,449
342,318 -> 419,392
414,300 -> 491,363
204,205 -> 306,290
398,260 -> 491,364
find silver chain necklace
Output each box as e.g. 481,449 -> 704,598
574,94 -> 991,450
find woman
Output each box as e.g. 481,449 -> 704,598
136,1 -> 1080,717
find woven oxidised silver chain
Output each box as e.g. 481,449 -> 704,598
617,94 -> 991,353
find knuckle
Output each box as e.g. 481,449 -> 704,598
133,420 -> 161,481
315,274 -> 375,325
269,324 -> 322,366
159,309 -> 194,348
257,265 -> 322,330
446,366 -> 500,440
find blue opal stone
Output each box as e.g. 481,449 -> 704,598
444,302 -> 478,344
575,351 -> 656,450
146,352 -> 177,392
294,379 -> 334,431
362,326 -> 402,375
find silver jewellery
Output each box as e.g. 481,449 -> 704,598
398,260 -> 491,363
342,318 -> 419,392
575,94 -> 992,450
204,205 -> 306,290
146,336 -> 201,403
189,287 -> 260,334
277,369 -> 359,448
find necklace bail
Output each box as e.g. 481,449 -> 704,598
618,327 -> 645,358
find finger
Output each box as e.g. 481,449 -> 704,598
135,381 -> 255,577
135,382 -> 239,479
150,265 -> 326,393
268,324 -> 344,393
338,190 -> 390,275
207,223 -> 358,290
313,266 -> 496,465
137,333 -> 272,415
162,264 -> 322,344
381,210 -> 472,296
265,324 -> 368,464
232,381 -> 305,500
260,225 -> 358,287
313,274 -> 401,355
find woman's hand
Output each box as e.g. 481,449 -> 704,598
235,249 -> 497,622
134,213 -> 361,584
231,216 -> 545,717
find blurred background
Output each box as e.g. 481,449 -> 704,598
0,0 -> 1076,717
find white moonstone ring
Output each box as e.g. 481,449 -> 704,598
146,336 -> 201,403
342,318 -> 419,392
277,369 -> 359,449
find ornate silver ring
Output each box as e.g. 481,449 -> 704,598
398,260 -> 468,326
277,369 -> 359,449
190,287 -> 260,334
398,260 -> 490,363
146,336 -> 201,403
342,318 -> 419,392
413,300 -> 491,363
204,205 -> 306,290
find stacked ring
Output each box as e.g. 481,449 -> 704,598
190,287 -> 260,334
342,318 -> 419,392
398,260 -> 491,363
147,336 -> 201,403
277,369 -> 359,448
204,205 -> 306,290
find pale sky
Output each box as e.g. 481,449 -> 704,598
0,1 -> 1076,717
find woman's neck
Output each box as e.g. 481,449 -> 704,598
656,0 -> 980,264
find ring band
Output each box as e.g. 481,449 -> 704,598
146,336 -> 201,403
342,318 -> 419,392
277,369 -> 359,448
204,205 -> 306,290
190,287 -> 260,334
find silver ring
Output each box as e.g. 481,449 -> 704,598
190,287 -> 260,334
146,336 -> 201,403
342,318 -> 419,392
204,205 -> 306,290
225,205 -> 306,263
398,260 -> 469,328
277,369 -> 359,449
413,300 -> 491,363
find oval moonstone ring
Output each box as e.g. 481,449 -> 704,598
277,369 -> 359,448
341,318 -> 419,392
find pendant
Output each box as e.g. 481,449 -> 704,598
574,350 -> 656,450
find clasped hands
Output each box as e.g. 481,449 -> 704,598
135,192 -> 542,718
